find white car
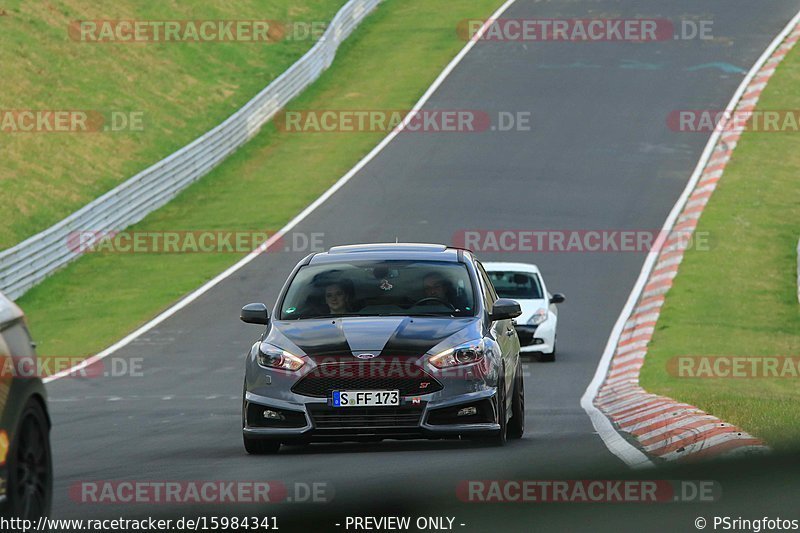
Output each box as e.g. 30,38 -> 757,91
483,262 -> 565,361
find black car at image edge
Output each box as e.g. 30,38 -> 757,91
0,291 -> 52,519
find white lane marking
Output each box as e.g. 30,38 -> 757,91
44,0 -> 521,384
580,8 -> 800,469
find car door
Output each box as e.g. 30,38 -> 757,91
476,262 -> 517,397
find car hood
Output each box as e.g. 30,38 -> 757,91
266,316 -> 480,360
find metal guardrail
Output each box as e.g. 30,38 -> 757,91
0,0 -> 380,300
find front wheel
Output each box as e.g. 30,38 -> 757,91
5,398 -> 52,519
507,360 -> 525,439
243,435 -> 281,455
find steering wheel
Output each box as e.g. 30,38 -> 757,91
412,297 -> 457,311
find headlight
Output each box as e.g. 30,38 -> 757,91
528,308 -> 548,326
257,342 -> 305,371
429,340 -> 485,369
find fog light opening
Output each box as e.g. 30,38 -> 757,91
457,406 -> 477,417
533,338 -> 544,345
263,409 -> 285,421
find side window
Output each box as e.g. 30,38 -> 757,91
476,262 -> 497,313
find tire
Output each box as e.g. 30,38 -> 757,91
539,337 -> 556,363
243,435 -> 281,455
507,360 -> 525,439
5,398 -> 52,519
482,377 -> 507,447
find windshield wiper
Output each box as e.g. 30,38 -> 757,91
299,313 -> 358,319
296,312 -> 460,319
389,312 -> 455,317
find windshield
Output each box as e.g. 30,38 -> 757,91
279,260 -> 476,319
486,270 -> 543,300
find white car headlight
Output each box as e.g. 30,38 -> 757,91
527,308 -> 548,326
257,342 -> 305,371
429,340 -> 485,369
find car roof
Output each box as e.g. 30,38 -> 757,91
482,262 -> 542,275
0,291 -> 24,327
310,243 -> 463,264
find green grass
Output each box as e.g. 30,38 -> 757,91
640,43 -> 800,450
17,0 -> 504,360
0,0 -> 346,249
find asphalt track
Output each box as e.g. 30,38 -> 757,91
45,0 -> 800,527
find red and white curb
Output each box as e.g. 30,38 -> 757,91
583,15 -> 800,467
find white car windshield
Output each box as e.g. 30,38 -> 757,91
487,270 -> 544,300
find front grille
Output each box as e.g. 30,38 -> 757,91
307,405 -> 424,437
515,325 -> 537,346
292,361 -> 443,398
309,405 -> 422,428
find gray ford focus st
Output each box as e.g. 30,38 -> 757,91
240,243 -> 524,454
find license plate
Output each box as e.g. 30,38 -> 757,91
332,390 -> 399,407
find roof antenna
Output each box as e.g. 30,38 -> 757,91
395,237 -> 399,243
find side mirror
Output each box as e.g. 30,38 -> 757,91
549,293 -> 566,304
489,298 -> 522,321
240,303 -> 270,325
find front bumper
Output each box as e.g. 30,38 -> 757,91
515,318 -> 556,353
243,388 -> 501,442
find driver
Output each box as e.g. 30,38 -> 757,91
324,280 -> 355,314
421,272 -> 467,311
423,272 -> 451,301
